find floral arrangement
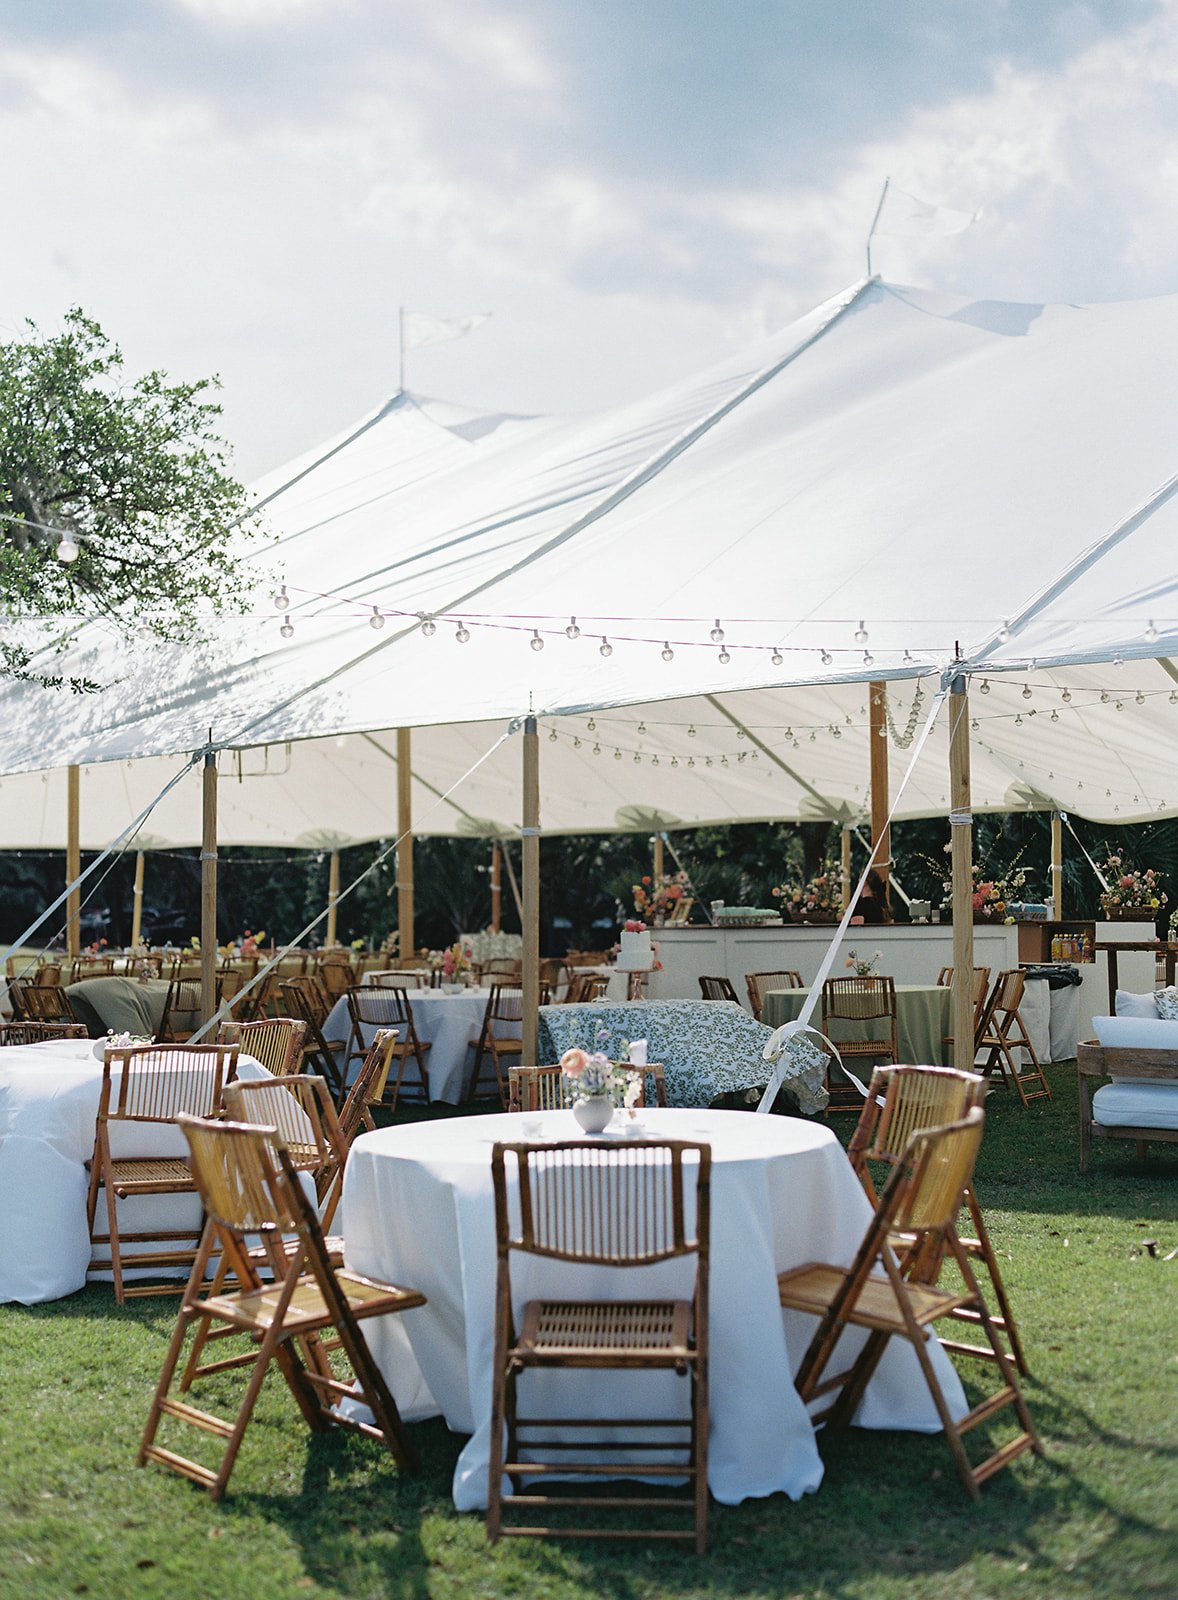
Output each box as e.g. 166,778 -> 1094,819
441,940 -> 473,979
103,1030 -> 152,1050
772,865 -> 842,918
350,938 -> 366,953
560,1043 -> 643,1114
845,948 -> 882,977
632,870 -> 690,924
83,939 -> 109,956
240,928 -> 266,956
934,845 -> 1029,922
1099,855 -> 1167,913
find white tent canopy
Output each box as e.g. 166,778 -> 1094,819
1,277 -> 1177,838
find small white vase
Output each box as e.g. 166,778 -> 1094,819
572,1094 -> 614,1134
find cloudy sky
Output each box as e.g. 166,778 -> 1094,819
1,0 -> 1175,479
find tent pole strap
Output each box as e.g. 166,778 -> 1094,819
66,766 -> 81,961
201,751 -> 218,1026
949,680 -> 975,1066
522,716 -> 540,1066
396,729 -> 414,958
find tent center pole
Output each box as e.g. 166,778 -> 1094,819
521,716 -> 540,1065
869,680 -> 891,912
396,728 -> 414,959
1051,812 -> 1064,919
490,840 -> 501,933
66,765 -> 81,961
130,850 -> 145,949
200,750 -> 218,1025
326,850 -> 340,947
948,680 -> 975,1065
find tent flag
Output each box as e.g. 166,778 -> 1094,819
401,311 -> 492,351
872,181 -> 978,238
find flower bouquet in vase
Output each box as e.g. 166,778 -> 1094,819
845,949 -> 882,978
1099,855 -> 1167,921
560,1046 -> 623,1133
440,940 -> 473,991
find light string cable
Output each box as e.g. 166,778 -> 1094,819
186,726 -> 514,1043
0,754 -> 202,976
757,678 -> 949,1113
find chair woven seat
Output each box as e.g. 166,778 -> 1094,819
201,1273 -> 424,1335
778,1263 -> 974,1333
518,1298 -> 692,1361
107,1155 -> 193,1192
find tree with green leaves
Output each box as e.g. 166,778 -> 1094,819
0,308 -> 256,688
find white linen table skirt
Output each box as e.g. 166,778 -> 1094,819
325,988 -> 515,1104
343,1106 -> 968,1509
0,1039 -> 271,1304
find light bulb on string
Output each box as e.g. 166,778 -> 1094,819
565,617 -> 580,640
369,607 -> 385,631
979,679 -> 990,695
573,736 -> 582,749
687,755 -> 695,768
736,728 -> 746,740
661,642 -> 674,662
970,718 -> 979,731
633,752 -> 641,764
548,728 -> 558,743
1100,690 -> 1110,704
614,748 -> 622,761
1145,619 -> 1159,642
1050,709 -> 1059,722
273,587 -> 289,610
592,742 -> 601,756
854,621 -> 868,644
687,724 -> 696,737
710,619 -> 725,642
877,723 -> 887,737
419,614 -> 436,637
862,650 -> 874,667
1113,654 -> 1123,669
1014,713 -> 1023,726
1171,690 -> 1178,704
670,755 -> 678,768
820,649 -> 832,666
771,648 -> 783,666
1061,688 -> 1072,703
1115,700 -> 1124,712
651,754 -> 659,766
1136,690 -> 1146,705
902,649 -> 914,666
587,717 -> 597,732
530,630 -> 544,652
455,622 -> 470,644
599,637 -> 612,658
1022,684 -> 1032,699
280,615 -> 295,639
718,647 -> 731,664
998,620 -> 1012,643
636,721 -> 645,734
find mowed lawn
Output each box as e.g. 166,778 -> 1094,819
0,1063 -> 1174,1600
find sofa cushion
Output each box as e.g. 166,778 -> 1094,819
1092,1079 -> 1178,1130
1114,989 -> 1159,1019
1092,1015 -> 1178,1050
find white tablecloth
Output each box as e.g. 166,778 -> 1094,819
0,1039 -> 271,1304
343,1107 -> 968,1509
325,988 -> 516,1104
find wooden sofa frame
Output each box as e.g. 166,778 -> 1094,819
1076,1039 -> 1178,1172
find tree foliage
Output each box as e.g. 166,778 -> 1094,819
0,308 -> 256,686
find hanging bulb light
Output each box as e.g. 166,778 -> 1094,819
1100,690 -> 1110,704
548,728 -> 558,742
651,754 -> 660,767
455,622 -> 471,644
687,723 -> 696,737
1136,689 -> 1146,705
854,620 -> 868,644
998,620 -> 1012,643
710,619 -> 725,642
599,636 -> 612,657
862,649 -> 874,667
369,607 -> 385,631
565,616 -> 580,640
273,586 -> 289,610
1113,654 -> 1124,669
902,649 -> 914,666
771,647 -> 783,666
593,742 -> 601,756
970,718 -> 979,732
1062,687 -> 1072,703
633,752 -> 641,764
687,755 -> 695,768
614,748 -> 622,760
588,717 -> 597,731
1014,712 -> 1023,725
877,723 -> 888,737
820,649 -> 832,666
661,641 -> 674,662
670,755 -> 678,768
56,535 -> 80,564
530,630 -> 544,652
419,614 -> 436,637
718,647 -> 731,664
736,728 -> 746,740
1146,619 -> 1159,642
1050,708 -> 1059,722
1022,684 -> 1032,699
979,679 -> 990,695
280,615 -> 295,639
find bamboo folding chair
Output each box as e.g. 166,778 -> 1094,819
487,1139 -> 711,1550
138,1115 -> 425,1500
278,979 -> 347,1104
179,1073 -> 350,1389
778,1108 -> 1041,1499
315,955 -> 357,1002
976,970 -> 1052,1107
69,956 -> 117,983
0,1021 -> 89,1045
745,970 -> 804,1021
215,1017 -> 308,1078
508,1062 -> 669,1113
469,984 -> 525,1105
820,976 -> 898,1111
936,966 -> 991,1005
698,975 -> 741,1004
9,982 -> 79,1024
336,1029 -> 401,1139
847,1064 -> 1028,1375
565,972 -> 610,1003
85,1043 -> 240,1303
344,985 -> 430,1106
156,963 -> 212,1044
371,967 -> 431,989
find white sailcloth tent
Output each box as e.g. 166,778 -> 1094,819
1,276 -> 1177,841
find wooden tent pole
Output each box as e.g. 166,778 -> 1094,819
521,716 -> 540,1066
66,765 -> 81,960
490,840 -> 501,933
1051,811 -> 1064,919
869,680 -> 891,910
130,851 -> 145,949
396,728 -> 414,958
840,825 -> 852,911
326,850 -> 340,947
652,833 -> 665,886
949,678 -> 975,1066
200,749 -> 218,1025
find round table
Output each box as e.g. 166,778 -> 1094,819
0,1038 -> 271,1304
342,1107 -> 967,1509
324,987 -> 505,1104
763,984 -> 953,1066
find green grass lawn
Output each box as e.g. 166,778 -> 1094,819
1,1065 -> 1175,1600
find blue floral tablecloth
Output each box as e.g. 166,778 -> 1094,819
538,999 -> 802,1108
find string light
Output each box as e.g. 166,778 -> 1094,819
530,629 -> 544,651
854,621 -> 868,644
1113,654 -> 1123,669
455,622 -> 470,644
1100,690 -> 1110,704
820,650 -> 832,666
771,648 -> 783,666
1014,713 -> 1023,726
56,536 -> 80,564
1061,688 -> 1071,703
979,679 -> 990,694
548,728 -> 558,742
862,650 -> 874,667
902,649 -> 914,665
419,615 -> 436,637
970,718 -> 979,732
1050,708 -> 1059,722
1146,619 -> 1158,641
588,718 -> 597,731
273,587 -> 289,610
280,615 -> 294,639
710,619 -> 725,642
614,748 -> 622,760
687,724 -> 696,737
565,617 -> 580,640
998,620 -> 1012,643
661,642 -> 674,662
636,721 -> 644,733
718,647 -> 731,664
593,742 -> 601,756
369,607 -> 385,631
1136,690 -> 1146,705
1022,684 -> 1032,699
599,637 -> 612,657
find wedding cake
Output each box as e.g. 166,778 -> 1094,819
617,927 -> 654,971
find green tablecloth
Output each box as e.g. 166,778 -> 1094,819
763,985 -> 952,1067
65,977 -> 172,1038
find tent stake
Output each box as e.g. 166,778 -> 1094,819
521,715 -> 540,1066
948,680 -> 975,1065
66,765 -> 81,960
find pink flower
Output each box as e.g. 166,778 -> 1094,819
1120,876 -> 1134,889
560,1047 -> 589,1079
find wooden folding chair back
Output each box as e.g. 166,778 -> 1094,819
344,984 -> 430,1107
508,1062 -> 668,1113
86,1043 -> 240,1304
216,1017 -> 307,1077
777,1108 -> 1040,1499
10,982 -> 78,1024
565,972 -> 610,1003
487,1138 -> 710,1548
482,957 -> 522,979
977,969 -> 1053,1107
697,974 -> 739,1004
221,1074 -> 346,1188
138,1115 -> 425,1500
820,975 -> 898,1110
278,979 -> 346,1103
280,973 -> 331,1025
0,1021 -> 88,1045
937,966 -> 991,1006
316,955 -> 356,1001
69,956 -> 117,984
337,1029 -> 401,1140
34,961 -> 63,986
847,1063 -> 1027,1374
372,967 -> 430,988
156,965 -> 215,1043
745,969 -> 804,1020
469,983 -> 525,1104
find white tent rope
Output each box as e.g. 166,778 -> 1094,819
1063,814 -> 1111,893
187,727 -> 513,1042
0,753 -> 202,975
756,681 -> 948,1112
